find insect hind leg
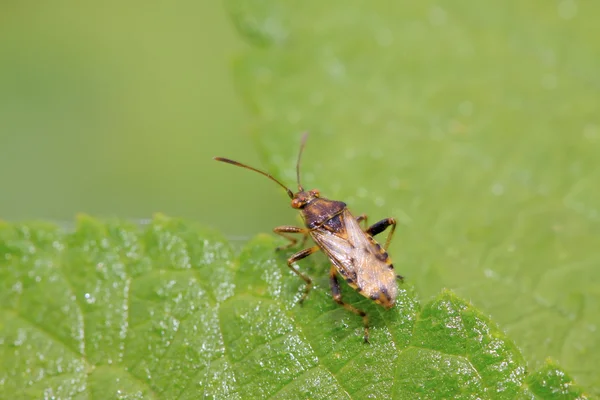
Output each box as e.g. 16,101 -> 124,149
366,217 -> 396,250
329,266 -> 370,343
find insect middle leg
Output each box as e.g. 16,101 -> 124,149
365,217 -> 397,250
356,214 -> 368,230
273,225 -> 309,251
329,266 -> 370,343
286,245 -> 320,304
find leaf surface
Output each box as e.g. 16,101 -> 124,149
0,217 -> 588,398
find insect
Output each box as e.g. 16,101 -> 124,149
214,134 -> 402,342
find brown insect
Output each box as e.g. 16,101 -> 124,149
214,134 -> 402,342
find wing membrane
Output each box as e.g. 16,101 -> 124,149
310,210 -> 397,302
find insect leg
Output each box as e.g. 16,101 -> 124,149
355,214 -> 368,230
287,245 -> 319,304
366,217 -> 397,250
273,226 -> 310,251
329,266 -> 370,343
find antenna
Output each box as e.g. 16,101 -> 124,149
296,132 -> 309,191
213,157 -> 294,199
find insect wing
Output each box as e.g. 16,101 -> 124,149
311,210 -> 398,306
310,213 -> 357,280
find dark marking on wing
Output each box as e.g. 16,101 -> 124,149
370,293 -> 379,301
340,269 -> 358,286
381,287 -> 392,302
375,251 -> 389,262
348,270 -> 357,282
388,264 -> 395,270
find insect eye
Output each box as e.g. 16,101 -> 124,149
291,198 -> 303,209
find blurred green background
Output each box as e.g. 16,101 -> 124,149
0,1 -> 290,236
2,1 -> 599,393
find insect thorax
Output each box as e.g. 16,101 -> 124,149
302,198 -> 346,229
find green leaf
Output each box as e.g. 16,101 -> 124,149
225,0 -> 600,395
525,360 -> 588,400
0,217 -> 590,398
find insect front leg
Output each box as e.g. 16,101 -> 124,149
286,245 -> 320,304
329,266 -> 370,343
366,217 -> 397,250
273,226 -> 309,251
